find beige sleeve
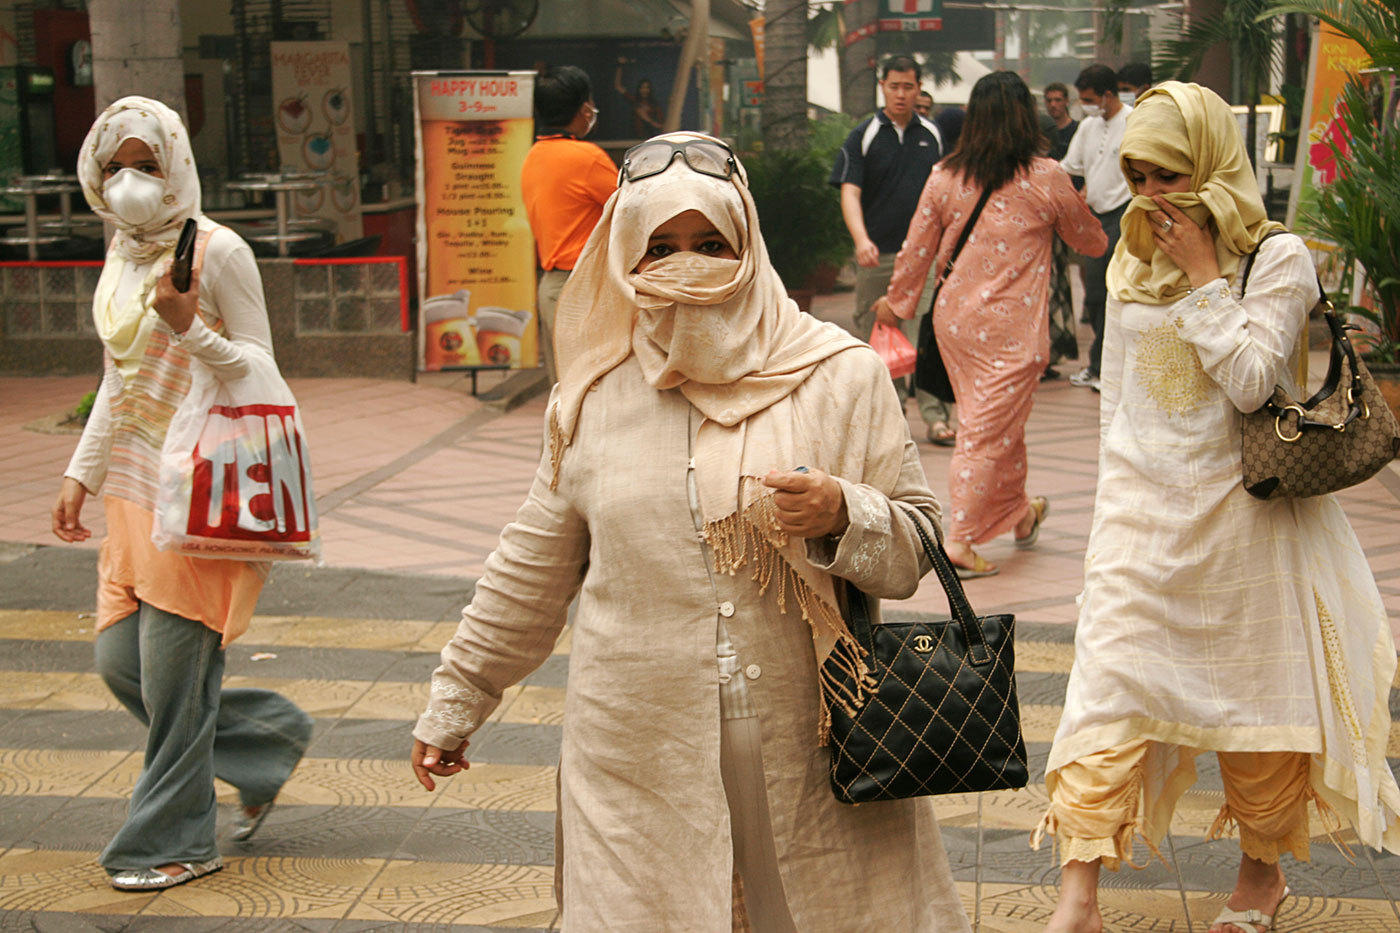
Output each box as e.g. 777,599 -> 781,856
413,400 -> 590,751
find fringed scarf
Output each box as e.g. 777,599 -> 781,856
548,134 -> 905,740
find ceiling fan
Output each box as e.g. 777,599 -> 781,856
463,0 -> 539,40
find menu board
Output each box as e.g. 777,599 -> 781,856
269,41 -> 363,242
413,70 -> 538,372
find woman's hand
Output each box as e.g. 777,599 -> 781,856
152,260 -> 201,335
872,296 -> 901,329
52,477 -> 90,543
411,738 -> 469,791
764,469 -> 848,539
1149,196 -> 1220,289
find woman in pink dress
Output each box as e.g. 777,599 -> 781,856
876,71 -> 1106,577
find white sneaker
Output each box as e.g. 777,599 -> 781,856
1068,369 -> 1100,390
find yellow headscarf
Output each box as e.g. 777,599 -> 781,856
1107,81 -> 1284,304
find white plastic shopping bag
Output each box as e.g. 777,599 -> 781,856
153,349 -> 321,560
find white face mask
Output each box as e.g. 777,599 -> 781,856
1080,103 -> 1102,119
104,168 -> 166,227
1120,91 -> 1136,107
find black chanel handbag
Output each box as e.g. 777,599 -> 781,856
826,511 -> 1028,804
1239,236 -> 1400,499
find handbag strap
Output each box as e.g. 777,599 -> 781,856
927,184 -> 995,310
1241,231 -> 1367,429
844,508 -> 994,667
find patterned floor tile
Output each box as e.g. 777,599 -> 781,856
345,860 -> 556,927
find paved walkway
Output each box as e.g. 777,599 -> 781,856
1,292 -> 1398,930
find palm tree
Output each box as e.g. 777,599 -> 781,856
1152,0 -> 1285,166
1264,0 -> 1400,360
762,0 -> 810,150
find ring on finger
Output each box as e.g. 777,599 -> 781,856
1161,218 -> 1174,231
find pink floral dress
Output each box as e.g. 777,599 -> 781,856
889,157 -> 1106,543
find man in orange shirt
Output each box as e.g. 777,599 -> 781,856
522,66 -> 618,381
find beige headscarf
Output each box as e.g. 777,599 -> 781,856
78,96 -> 210,378
1107,82 -> 1284,304
550,133 -> 904,738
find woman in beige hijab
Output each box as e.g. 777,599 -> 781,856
411,134 -> 971,932
1038,83 -> 1398,933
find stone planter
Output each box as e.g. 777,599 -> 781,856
1366,358 -> 1400,422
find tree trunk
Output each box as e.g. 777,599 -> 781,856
839,0 -> 876,118
665,0 -> 709,131
89,0 -> 187,122
761,0 -> 809,152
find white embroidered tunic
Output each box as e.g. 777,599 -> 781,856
1048,233 -> 1400,852
415,349 -> 972,932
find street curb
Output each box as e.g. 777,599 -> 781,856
479,368 -> 552,412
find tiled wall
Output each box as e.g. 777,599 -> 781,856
1,259 -> 413,379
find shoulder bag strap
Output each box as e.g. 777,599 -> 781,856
1240,231 -> 1362,424
844,507 -> 993,667
927,184 -> 995,311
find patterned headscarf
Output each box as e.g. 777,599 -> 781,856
78,96 -> 201,263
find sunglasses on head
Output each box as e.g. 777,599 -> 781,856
619,138 -> 741,185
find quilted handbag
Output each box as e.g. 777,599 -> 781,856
826,511 -> 1028,804
1238,239 -> 1400,499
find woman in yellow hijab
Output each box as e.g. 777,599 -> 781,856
1038,83 -> 1399,933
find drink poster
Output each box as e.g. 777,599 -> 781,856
413,70 -> 538,372
269,41 -> 363,242
1288,24 -> 1368,243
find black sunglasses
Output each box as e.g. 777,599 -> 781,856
619,138 -> 741,185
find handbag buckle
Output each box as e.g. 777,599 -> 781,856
1274,405 -> 1305,442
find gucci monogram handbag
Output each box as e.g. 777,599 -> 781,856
826,511 -> 1028,804
1239,238 -> 1400,500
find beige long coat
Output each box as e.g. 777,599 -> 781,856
415,348 -> 971,932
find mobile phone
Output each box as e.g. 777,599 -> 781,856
170,218 -> 197,292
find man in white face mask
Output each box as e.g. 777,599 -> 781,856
1116,61 -> 1153,108
1060,64 -> 1133,391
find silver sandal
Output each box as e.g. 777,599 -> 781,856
232,799 -> 275,842
109,856 -> 223,891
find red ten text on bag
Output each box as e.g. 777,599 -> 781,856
188,403 -> 314,543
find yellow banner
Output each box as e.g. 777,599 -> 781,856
414,71 -> 538,372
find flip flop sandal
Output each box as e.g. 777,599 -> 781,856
1210,885 -> 1291,933
951,552 -> 999,579
1014,496 -> 1049,549
109,857 -> 223,891
926,422 -> 957,447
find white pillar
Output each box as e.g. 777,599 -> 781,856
89,0 -> 187,122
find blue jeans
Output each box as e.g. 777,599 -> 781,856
94,603 -> 313,871
1082,203 -> 1125,378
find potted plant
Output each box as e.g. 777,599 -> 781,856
1269,0 -> 1400,415
745,142 -> 852,311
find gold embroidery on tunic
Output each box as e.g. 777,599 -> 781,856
1315,588 -> 1366,757
1134,323 -> 1213,415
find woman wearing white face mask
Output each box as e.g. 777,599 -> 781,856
52,97 -> 313,891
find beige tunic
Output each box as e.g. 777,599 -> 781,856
415,347 -> 971,932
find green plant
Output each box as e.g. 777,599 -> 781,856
746,143 -> 850,290
71,391 -> 97,426
1265,0 -> 1400,362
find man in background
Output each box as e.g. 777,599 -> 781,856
915,90 -> 934,118
521,65 -> 617,382
1044,82 -> 1078,162
830,56 -> 956,445
1061,64 -> 1131,391
1116,62 -> 1153,107
1042,81 -> 1083,378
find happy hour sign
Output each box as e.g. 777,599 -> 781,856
269,41 -> 363,242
